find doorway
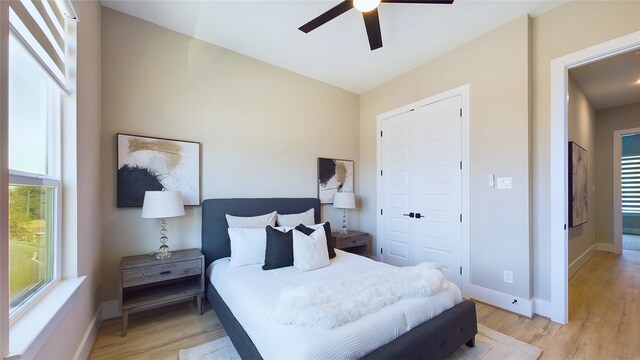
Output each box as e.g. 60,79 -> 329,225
376,85 -> 470,292
550,31 -> 640,324
617,130 -> 640,252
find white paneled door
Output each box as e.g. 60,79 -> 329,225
380,96 -> 462,289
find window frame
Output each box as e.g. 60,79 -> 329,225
7,39 -> 62,320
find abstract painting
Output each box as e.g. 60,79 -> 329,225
117,134 -> 200,207
318,158 -> 354,204
569,141 -> 587,227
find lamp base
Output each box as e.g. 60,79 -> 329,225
340,208 -> 349,234
155,251 -> 172,260
155,219 -> 172,260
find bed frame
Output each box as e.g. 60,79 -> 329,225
202,198 -> 477,359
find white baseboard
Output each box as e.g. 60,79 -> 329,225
73,303 -> 103,360
72,300 -> 121,360
532,298 -> 553,319
101,299 -> 120,319
596,242 -> 615,252
467,284 -> 532,317
569,244 -> 597,278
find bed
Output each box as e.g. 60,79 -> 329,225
202,198 -> 477,359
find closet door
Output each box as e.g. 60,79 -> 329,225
380,96 -> 462,288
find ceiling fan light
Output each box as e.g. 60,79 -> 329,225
353,0 -> 381,13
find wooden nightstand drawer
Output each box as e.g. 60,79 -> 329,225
122,259 -> 202,288
336,236 -> 368,249
332,230 -> 371,257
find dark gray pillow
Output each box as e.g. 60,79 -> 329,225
263,226 -> 294,270
295,222 -> 336,259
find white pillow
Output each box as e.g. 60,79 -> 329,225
292,227 -> 330,272
277,208 -> 315,227
226,211 -> 277,228
308,222 -> 326,230
228,228 -> 267,267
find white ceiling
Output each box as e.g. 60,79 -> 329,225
570,49 -> 640,110
101,0 -> 567,94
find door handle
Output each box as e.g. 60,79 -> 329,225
402,212 -> 425,219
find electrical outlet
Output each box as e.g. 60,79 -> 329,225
503,270 -> 513,284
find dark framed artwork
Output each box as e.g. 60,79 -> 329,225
117,133 -> 201,207
317,158 -> 354,204
568,141 -> 587,227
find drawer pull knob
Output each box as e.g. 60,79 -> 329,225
160,271 -> 171,275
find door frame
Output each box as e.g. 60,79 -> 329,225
376,84 -> 470,293
549,31 -> 640,324
614,127 -> 640,253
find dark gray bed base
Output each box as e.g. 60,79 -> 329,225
202,198 -> 477,359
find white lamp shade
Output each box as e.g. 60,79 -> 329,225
333,192 -> 356,209
141,191 -> 185,218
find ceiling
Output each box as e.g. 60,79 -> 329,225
570,49 -> 640,110
101,0 -> 566,94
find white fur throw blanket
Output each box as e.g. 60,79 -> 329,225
275,262 -> 447,329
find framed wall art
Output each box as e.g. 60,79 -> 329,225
568,141 -> 587,227
317,157 -> 354,204
117,133 -> 201,207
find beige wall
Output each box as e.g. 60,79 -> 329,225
595,103 -> 640,245
566,75 -> 597,264
99,8 -> 360,303
359,16 -> 531,299
34,1 -> 103,358
530,0 -> 640,301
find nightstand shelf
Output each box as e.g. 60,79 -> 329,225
122,277 -> 202,310
119,248 -> 204,336
332,230 -> 371,257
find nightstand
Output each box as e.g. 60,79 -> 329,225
119,248 -> 204,336
332,230 -> 371,257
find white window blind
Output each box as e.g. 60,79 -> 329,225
8,0 -> 72,88
622,154 -> 640,214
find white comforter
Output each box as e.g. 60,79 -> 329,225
207,250 -> 461,360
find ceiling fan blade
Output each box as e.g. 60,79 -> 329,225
362,9 -> 383,51
381,0 -> 454,4
299,1 -> 354,33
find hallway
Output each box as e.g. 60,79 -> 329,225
478,250 -> 640,359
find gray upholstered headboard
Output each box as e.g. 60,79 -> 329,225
201,198 -> 321,267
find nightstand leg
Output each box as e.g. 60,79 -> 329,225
196,294 -> 202,315
121,309 -> 129,337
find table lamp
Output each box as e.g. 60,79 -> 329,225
142,190 -> 185,259
333,192 -> 356,235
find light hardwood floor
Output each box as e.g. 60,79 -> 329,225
89,250 -> 640,360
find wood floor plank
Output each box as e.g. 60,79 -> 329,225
89,250 -> 640,360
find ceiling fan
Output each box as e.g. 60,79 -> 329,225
299,0 -> 454,51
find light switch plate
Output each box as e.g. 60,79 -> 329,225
497,177 -> 512,189
488,174 -> 495,187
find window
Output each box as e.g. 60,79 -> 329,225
621,152 -> 640,214
8,32 -> 61,315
